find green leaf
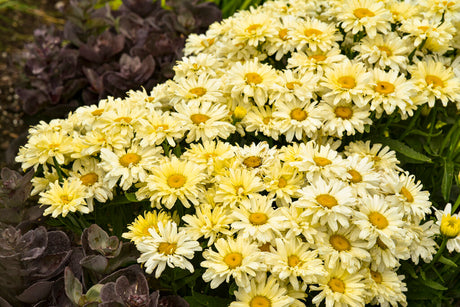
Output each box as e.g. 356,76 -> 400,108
421,278 -> 448,291
184,292 -> 233,307
125,192 -> 138,202
64,268 -> 82,305
84,284 -> 103,302
439,255 -> 458,267
442,160 -> 454,201
373,137 -> 432,163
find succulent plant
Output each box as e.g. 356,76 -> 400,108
0,226 -> 73,306
16,0 -> 222,124
0,167 -> 43,227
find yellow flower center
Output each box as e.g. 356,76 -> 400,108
60,195 -> 71,204
304,28 -> 323,36
288,255 -> 300,267
250,296 -> 271,307
91,109 -> 104,116
146,96 -> 155,102
370,270 -> 383,283
290,108 -> 308,121
313,157 -> 332,166
286,81 -> 302,90
418,26 -> 431,32
245,23 -> 262,32
375,81 -> 395,94
378,45 -> 393,56
425,75 -> 444,88
263,116 -> 272,124
309,54 -> 327,61
353,8 -> 375,18
114,117 -> 132,123
338,76 -> 356,89
200,38 -> 215,47
316,194 -> 338,209
400,186 -> 414,203
368,212 -> 389,229
204,152 -> 217,159
440,214 -> 460,238
189,87 -> 207,97
190,114 -> 210,125
249,212 -> 268,225
80,173 -> 98,186
243,156 -> 262,168
167,174 -> 186,188
245,72 -> 263,85
155,124 -> 169,131
224,252 -> 243,269
329,234 -> 351,251
278,28 -> 288,40
119,153 -> 141,167
328,278 -> 345,293
158,242 -> 177,255
334,106 -> 353,119
278,177 -> 287,188
443,1 -> 455,7
348,169 -> 363,183
48,143 -> 60,150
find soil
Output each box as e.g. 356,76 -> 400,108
0,0 -> 65,169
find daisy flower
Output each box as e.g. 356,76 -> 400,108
295,177 -> 355,231
318,226 -> 371,274
31,166 -> 60,196
271,69 -> 319,104
122,210 -> 175,245
289,17 -> 342,52
136,156 -> 207,209
344,140 -> 401,173
70,157 -> 113,210
405,221 -> 437,265
353,33 -> 410,71
16,130 -> 74,170
369,238 -> 408,272
173,100 -> 235,143
170,74 -> 224,104
320,60 -> 371,106
214,168 -> 265,207
135,110 -> 186,147
230,273 -> 295,307
400,18 -> 456,54
264,160 -> 304,207
242,105 -> 282,140
291,143 -> 348,182
311,264 -> 367,307
181,203 -> 234,246
226,59 -> 280,107
387,1 -> 419,23
287,48 -> 348,75
368,68 -> 416,116
435,203 -> 460,252
183,33 -> 219,57
137,221 -> 202,278
272,99 -> 323,142
267,237 -> 326,289
39,178 -> 89,218
353,195 -> 406,249
343,155 -> 381,197
380,172 -> 431,223
335,0 -> 392,38
231,12 -> 277,47
409,59 -> 460,107
419,0 -> 460,22
173,53 -> 221,79
231,195 -> 287,244
233,142 -> 278,176
278,205 -> 321,244
319,99 -> 372,138
99,143 -> 162,190
264,16 -> 297,60
365,268 -> 408,307
201,236 -> 266,288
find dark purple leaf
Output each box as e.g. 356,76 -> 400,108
80,255 -> 108,273
16,281 -> 53,304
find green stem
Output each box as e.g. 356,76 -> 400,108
53,157 -> 64,183
431,237 -> 448,267
452,193 -> 460,213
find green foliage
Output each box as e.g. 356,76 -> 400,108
209,0 -> 266,17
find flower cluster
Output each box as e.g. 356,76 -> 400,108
15,0 -> 459,305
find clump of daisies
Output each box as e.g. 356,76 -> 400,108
15,0 -> 459,305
